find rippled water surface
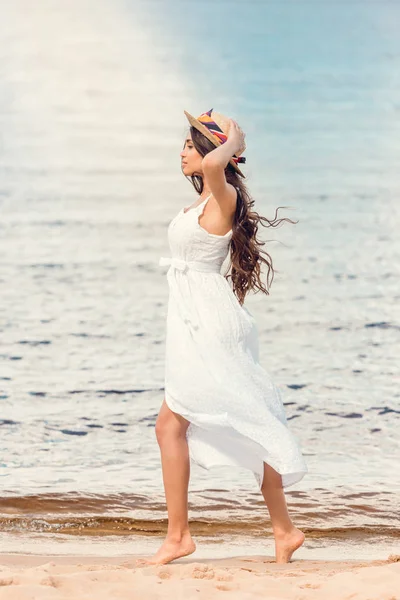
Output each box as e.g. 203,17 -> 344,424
1,0 -> 399,557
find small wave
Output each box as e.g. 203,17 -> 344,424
0,516 -> 398,541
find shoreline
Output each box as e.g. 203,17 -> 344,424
1,551 -> 398,567
1,533 -> 398,562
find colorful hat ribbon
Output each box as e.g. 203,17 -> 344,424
197,109 -> 246,164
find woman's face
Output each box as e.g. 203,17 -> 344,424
180,133 -> 203,177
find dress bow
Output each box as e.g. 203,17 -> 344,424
159,256 -> 188,272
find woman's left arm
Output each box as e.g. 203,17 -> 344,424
201,119 -> 245,211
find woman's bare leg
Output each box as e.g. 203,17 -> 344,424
261,462 -> 305,563
136,398 -> 196,566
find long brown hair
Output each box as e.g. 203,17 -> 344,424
185,126 -> 298,306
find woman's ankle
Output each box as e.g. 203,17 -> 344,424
166,527 -> 191,541
272,524 -> 297,538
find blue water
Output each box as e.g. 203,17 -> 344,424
0,0 -> 399,557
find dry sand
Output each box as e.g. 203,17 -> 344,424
0,552 -> 399,599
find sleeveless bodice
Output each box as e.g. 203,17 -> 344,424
163,195 -> 233,273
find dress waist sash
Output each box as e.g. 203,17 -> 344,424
159,256 -> 221,274
159,256 -> 221,334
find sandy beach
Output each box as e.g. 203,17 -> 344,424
0,553 -> 399,599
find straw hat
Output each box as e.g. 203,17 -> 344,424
184,108 -> 246,177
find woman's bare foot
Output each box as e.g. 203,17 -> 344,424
135,531 -> 196,566
274,527 -> 305,563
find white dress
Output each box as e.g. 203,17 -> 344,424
159,194 -> 308,489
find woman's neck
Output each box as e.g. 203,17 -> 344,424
200,184 -> 212,199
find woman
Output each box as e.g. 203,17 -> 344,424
137,109 -> 308,567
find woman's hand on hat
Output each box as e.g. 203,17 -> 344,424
227,118 -> 246,155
